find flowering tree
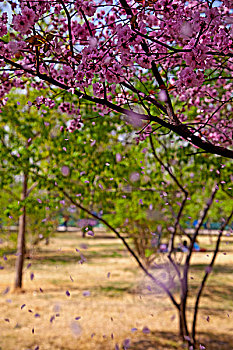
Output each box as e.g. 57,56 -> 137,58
0,0 -> 232,158
0,1 -> 233,347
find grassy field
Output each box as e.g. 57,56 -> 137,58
0,231 -> 233,350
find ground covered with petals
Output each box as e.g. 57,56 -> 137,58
0,231 -> 233,350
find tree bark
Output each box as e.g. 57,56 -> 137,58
179,283 -> 194,347
14,172 -> 28,289
178,309 -> 185,339
178,306 -> 195,347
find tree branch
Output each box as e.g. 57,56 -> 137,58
26,181 -> 38,196
192,210 -> 233,343
149,134 -> 188,280
1,55 -> 233,159
61,188 -> 180,309
60,0 -> 74,58
181,183 -> 219,341
31,168 -> 180,309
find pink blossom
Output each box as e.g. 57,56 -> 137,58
180,22 -> 193,39
0,0 -> 232,152
61,166 -> 70,176
60,65 -> 74,80
13,9 -> 35,34
22,7 -> 36,25
0,13 -> 7,37
116,153 -> 122,162
178,67 -> 204,88
158,90 -> 167,102
68,117 -> 82,133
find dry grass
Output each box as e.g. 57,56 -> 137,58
0,232 -> 233,350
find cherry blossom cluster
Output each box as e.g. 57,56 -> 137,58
0,0 -> 232,155
35,96 -> 55,109
12,7 -> 36,34
135,124 -> 153,144
59,102 -> 78,115
0,12 -> 7,37
67,116 -> 83,133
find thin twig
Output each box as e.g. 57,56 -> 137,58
60,0 -> 74,58
192,210 -> 233,343
149,135 -> 189,280
181,183 -> 219,341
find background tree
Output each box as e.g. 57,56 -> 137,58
0,92 -> 59,288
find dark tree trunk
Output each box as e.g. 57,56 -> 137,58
179,285 -> 195,348
14,173 -> 28,289
178,304 -> 190,339
178,309 -> 185,339
178,307 -> 195,348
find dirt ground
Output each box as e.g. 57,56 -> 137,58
0,232 -> 233,350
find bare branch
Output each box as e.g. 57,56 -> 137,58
149,135 -> 189,280
61,188 -> 180,309
79,8 -> 93,37
26,182 -> 38,196
31,166 -> 180,310
192,210 -> 233,343
180,183 -> 220,341
185,183 -> 219,268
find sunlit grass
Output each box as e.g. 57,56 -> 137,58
0,232 -> 232,350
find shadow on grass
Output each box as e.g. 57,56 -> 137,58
29,250 -> 124,265
190,263 -> 233,275
196,285 -> 233,307
188,264 -> 233,305
0,247 -> 16,257
132,331 -> 233,350
57,232 -> 121,239
98,284 -> 133,296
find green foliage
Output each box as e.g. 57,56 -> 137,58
0,90 -> 64,246
1,87 -> 232,265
